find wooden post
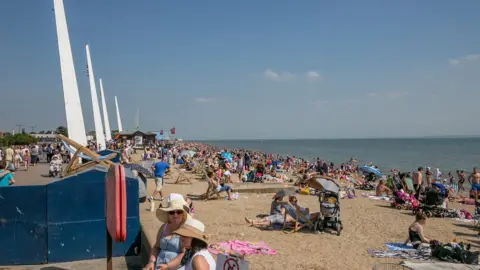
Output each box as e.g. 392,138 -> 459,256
106,227 -> 112,270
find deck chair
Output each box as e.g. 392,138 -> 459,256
202,181 -> 220,200
57,134 -> 116,178
174,169 -> 192,184
404,178 -> 415,193
280,202 -> 314,234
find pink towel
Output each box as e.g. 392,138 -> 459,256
208,240 -> 277,256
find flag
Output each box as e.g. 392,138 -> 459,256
170,127 -> 176,135
160,129 -> 163,135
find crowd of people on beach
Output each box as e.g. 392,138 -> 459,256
2,137 -> 480,267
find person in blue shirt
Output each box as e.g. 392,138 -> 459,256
150,161 -> 170,202
0,162 -> 15,187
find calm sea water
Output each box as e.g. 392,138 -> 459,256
198,138 -> 480,174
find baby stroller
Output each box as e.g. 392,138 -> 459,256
390,177 -> 419,210
391,190 -> 420,211
417,183 -> 450,217
307,177 -> 343,236
49,154 -> 63,177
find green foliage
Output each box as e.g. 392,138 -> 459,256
56,126 -> 68,137
0,133 -> 39,146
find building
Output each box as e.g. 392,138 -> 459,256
30,134 -> 60,144
114,130 -> 156,148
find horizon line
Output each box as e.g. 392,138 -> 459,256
188,134 -> 480,141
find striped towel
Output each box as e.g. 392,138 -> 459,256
384,242 -> 415,251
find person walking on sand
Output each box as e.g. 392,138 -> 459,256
457,170 -> 466,192
149,160 -> 170,202
413,167 -> 423,200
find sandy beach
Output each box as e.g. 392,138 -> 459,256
144,167 -> 479,270
4,155 -> 479,269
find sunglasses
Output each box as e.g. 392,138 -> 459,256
168,210 -> 184,215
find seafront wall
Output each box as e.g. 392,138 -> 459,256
0,167 -> 140,265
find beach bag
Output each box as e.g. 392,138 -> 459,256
299,187 -> 310,195
431,242 -> 479,265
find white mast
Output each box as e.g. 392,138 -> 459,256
99,79 -> 112,141
135,108 -> 140,130
85,44 -> 106,150
115,96 -> 123,132
53,0 -> 87,146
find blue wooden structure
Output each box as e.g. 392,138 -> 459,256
0,166 -> 140,265
97,149 -> 121,163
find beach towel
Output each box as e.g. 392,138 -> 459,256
454,218 -> 474,223
208,240 -> 277,256
385,242 -> 415,251
405,177 -> 415,191
367,247 -> 430,261
361,193 -> 391,201
401,261 -> 479,270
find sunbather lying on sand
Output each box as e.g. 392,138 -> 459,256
244,194 -> 286,227
244,195 -> 319,227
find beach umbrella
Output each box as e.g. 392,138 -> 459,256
359,166 -> 382,177
181,150 -> 196,157
123,163 -> 154,178
273,189 -> 295,199
221,152 -> 233,163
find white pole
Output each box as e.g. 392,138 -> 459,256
99,79 -> 112,141
53,0 -> 88,146
85,44 -> 106,150
115,96 -> 123,132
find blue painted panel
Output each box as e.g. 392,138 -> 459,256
47,170 -> 106,222
0,186 -> 47,265
46,217 -> 140,262
46,167 -> 140,263
97,149 -> 120,163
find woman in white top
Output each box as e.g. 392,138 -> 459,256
175,218 -> 216,270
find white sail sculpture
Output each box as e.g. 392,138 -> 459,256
85,44 -> 106,150
53,0 -> 87,146
115,96 -> 123,132
99,79 -> 112,141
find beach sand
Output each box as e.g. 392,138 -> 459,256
7,160 -> 480,269
145,167 -> 480,270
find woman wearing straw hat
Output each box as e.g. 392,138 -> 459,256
175,218 -> 216,270
143,198 -> 190,270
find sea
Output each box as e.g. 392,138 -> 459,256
198,138 -> 480,174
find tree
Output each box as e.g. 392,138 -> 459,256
56,126 -> 68,137
0,133 -> 38,146
38,130 -> 45,134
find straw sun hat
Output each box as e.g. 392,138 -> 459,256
156,198 -> 190,223
174,218 -> 209,246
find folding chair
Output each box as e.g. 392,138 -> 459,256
280,202 -> 314,234
174,169 -> 192,184
57,134 -> 115,178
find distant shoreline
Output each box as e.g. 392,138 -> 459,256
192,136 -> 480,141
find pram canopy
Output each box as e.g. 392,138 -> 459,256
307,177 -> 340,194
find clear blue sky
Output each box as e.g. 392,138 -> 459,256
1,0 -> 480,139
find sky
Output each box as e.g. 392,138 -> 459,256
1,0 -> 480,140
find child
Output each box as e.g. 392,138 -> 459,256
0,162 -> 15,187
